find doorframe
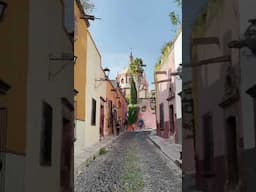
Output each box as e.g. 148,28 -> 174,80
219,95 -> 242,191
60,98 -> 74,192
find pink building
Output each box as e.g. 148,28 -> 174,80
155,39 -> 178,140
137,96 -> 156,130
191,0 -> 245,191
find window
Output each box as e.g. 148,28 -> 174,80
159,103 -> 164,130
91,99 -> 97,125
203,113 -> 214,175
40,102 -> 53,166
109,101 -> 113,128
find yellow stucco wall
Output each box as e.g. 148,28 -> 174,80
0,0 -> 29,154
74,1 -> 87,121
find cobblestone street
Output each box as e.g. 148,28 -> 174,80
75,131 -> 182,192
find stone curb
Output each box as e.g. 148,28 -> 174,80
147,135 -> 182,169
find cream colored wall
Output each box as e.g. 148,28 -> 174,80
25,0 -> 73,192
84,31 -> 106,147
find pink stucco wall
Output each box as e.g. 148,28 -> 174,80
138,111 -> 156,129
156,44 -> 177,139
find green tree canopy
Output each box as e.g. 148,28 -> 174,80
129,58 -> 144,75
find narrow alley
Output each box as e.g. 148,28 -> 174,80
75,131 -> 182,192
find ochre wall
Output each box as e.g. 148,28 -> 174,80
0,0 -> 29,154
74,1 -> 87,121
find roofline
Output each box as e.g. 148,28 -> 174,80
87,30 -> 102,60
75,0 -> 90,27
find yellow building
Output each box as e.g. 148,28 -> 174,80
0,0 -> 74,192
74,0 -> 89,153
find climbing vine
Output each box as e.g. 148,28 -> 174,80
81,0 -> 95,13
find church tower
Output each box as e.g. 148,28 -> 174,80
129,50 -> 134,64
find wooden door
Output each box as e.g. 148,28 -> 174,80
60,118 -> 73,192
100,104 -> 104,138
169,105 -> 175,133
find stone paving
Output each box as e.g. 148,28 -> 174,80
75,131 -> 182,192
74,134 -> 122,180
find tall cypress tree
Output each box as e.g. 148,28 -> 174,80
130,77 -> 137,105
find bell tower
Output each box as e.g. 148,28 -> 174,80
129,49 -> 134,64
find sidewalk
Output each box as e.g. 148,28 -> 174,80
147,130 -> 182,168
74,133 -> 123,179
147,131 -> 202,192
183,174 -> 202,192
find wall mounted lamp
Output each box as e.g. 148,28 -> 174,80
49,55 -> 77,63
0,1 -> 7,21
229,19 -> 256,55
152,65 -> 182,84
80,14 -> 101,21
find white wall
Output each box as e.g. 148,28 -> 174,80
74,120 -> 86,153
84,31 -> 106,147
174,32 -> 182,120
1,153 -> 25,192
25,0 -> 74,191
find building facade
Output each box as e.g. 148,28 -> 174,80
83,31 -> 106,147
0,0 -> 74,192
74,0 -> 89,156
191,0 -> 244,191
155,31 -> 182,141
236,1 -> 256,191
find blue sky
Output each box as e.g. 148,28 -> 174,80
89,0 -> 181,90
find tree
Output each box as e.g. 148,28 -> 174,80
127,77 -> 139,126
129,58 -> 144,74
81,0 -> 95,13
130,77 -> 137,105
169,0 -> 182,29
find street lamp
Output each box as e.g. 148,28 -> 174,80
0,1 -> 7,21
229,19 -> 256,55
103,67 -> 110,79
